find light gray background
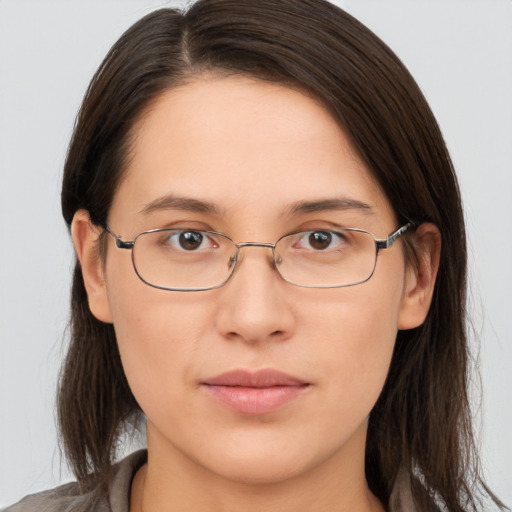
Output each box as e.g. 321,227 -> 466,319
1,0 -> 511,507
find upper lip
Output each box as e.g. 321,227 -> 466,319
202,369 -> 308,388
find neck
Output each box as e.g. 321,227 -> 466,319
130,423 -> 385,512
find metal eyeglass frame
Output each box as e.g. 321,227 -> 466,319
104,222 -> 413,291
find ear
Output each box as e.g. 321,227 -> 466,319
71,209 -> 113,323
398,223 -> 441,330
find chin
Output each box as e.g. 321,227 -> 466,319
208,456 -> 310,486
194,433 -> 339,486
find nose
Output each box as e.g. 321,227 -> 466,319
215,246 -> 295,345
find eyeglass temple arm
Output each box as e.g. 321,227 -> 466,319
375,223 -> 413,251
105,225 -> 134,250
105,223 -> 413,252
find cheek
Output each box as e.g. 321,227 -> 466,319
105,266 -> 215,415
302,278 -> 403,419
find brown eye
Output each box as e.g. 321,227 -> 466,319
308,231 -> 332,250
179,231 -> 204,250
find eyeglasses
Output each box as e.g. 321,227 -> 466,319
105,223 -> 412,291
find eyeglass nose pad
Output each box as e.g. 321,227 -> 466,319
227,255 -> 237,270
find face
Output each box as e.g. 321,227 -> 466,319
80,75 -> 426,486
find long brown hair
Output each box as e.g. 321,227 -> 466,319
59,1 -> 505,509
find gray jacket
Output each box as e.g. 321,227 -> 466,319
4,450 -> 416,511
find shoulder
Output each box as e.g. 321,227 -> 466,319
2,482 -> 105,512
3,450 -> 147,512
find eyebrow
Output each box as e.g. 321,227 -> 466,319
285,197 -> 375,216
139,194 -> 220,215
139,194 -> 374,218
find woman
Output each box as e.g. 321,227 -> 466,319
5,0 -> 507,511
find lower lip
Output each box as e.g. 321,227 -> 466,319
202,384 -> 309,415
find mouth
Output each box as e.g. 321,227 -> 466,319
201,369 -> 310,415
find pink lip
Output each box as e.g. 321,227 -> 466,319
201,369 -> 310,415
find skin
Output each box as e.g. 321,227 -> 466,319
73,75 -> 440,512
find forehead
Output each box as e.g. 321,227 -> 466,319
111,75 -> 394,233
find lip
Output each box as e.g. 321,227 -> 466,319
201,369 -> 310,415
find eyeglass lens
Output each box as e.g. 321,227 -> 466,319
130,228 -> 378,291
